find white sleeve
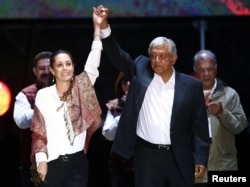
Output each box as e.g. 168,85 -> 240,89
84,40 -> 102,85
35,152 -> 48,167
13,92 -> 33,129
102,110 -> 119,141
100,25 -> 111,39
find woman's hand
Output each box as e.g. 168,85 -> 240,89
93,5 -> 110,29
37,161 -> 48,182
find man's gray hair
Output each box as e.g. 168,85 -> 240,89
193,49 -> 217,71
148,36 -> 177,56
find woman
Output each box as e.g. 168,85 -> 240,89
30,11 -> 103,187
102,72 -> 134,187
102,72 -> 130,141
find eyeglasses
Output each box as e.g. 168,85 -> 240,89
150,53 -> 170,60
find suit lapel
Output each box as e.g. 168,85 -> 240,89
170,72 -> 186,128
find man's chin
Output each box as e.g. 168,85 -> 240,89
38,79 -> 51,87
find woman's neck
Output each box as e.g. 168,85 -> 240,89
56,82 -> 71,98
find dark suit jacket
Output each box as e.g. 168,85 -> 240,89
102,33 -> 211,184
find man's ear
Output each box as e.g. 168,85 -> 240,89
33,67 -> 37,77
172,54 -> 178,65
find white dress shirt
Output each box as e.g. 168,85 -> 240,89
136,71 -> 175,145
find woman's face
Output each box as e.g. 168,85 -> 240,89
121,80 -> 130,95
50,53 -> 74,83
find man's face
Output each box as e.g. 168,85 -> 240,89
150,44 -> 177,81
194,59 -> 217,90
33,58 -> 51,87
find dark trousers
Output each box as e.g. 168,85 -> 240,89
134,140 -> 194,187
110,171 -> 135,187
38,151 -> 88,187
20,166 -> 36,187
195,183 -> 207,187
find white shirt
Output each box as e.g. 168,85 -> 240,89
203,79 -> 217,138
13,92 -> 34,129
100,25 -> 111,38
35,85 -> 86,162
136,71 -> 175,145
102,110 -> 120,141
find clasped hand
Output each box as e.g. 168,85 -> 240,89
93,5 -> 110,25
205,93 -> 223,116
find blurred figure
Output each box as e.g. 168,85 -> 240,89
94,5 -> 211,187
193,49 -> 248,186
30,13 -> 103,187
13,51 -> 52,187
102,72 -> 134,187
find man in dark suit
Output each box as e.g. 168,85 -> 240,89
93,5 -> 211,187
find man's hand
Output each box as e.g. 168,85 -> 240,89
195,165 -> 206,178
93,5 -> 110,29
207,101 -> 223,116
204,92 -> 223,116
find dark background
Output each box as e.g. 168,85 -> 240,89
0,15 -> 250,186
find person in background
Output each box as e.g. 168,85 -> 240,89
193,49 -> 248,186
13,51 -> 52,187
94,5 -> 211,187
102,72 -> 134,187
30,11 -> 103,187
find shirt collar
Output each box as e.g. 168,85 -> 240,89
154,67 -> 175,85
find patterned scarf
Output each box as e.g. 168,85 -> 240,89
31,72 -> 102,160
